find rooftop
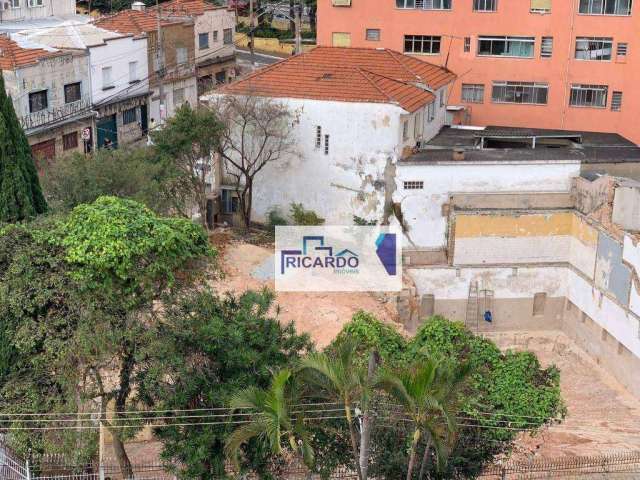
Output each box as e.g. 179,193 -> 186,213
150,0 -> 228,16
403,126 -> 640,164
217,47 -> 456,113
0,15 -> 90,34
0,35 -> 61,70
93,10 -> 181,36
14,21 -> 129,50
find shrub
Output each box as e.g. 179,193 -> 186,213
290,202 -> 325,226
267,207 -> 288,231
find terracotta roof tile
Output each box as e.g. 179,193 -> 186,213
0,35 -> 60,70
150,0 -> 226,16
218,47 -> 456,112
94,10 -> 179,36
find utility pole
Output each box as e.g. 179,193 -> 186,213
156,0 -> 165,125
249,0 -> 256,66
294,0 -> 301,55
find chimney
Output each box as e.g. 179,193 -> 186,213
452,148 -> 465,161
131,1 -> 145,11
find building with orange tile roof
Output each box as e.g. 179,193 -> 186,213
0,34 -> 94,161
202,47 -> 455,227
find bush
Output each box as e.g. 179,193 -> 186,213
267,207 -> 288,232
290,202 -> 325,226
353,215 -> 377,226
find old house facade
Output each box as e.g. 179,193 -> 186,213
94,5 -> 198,126
0,35 -> 93,161
19,22 -> 150,149
153,0 -> 236,95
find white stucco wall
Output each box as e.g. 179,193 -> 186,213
90,36 -> 149,106
396,161 -> 581,249
149,76 -> 198,122
195,8 -> 235,62
0,0 -> 75,22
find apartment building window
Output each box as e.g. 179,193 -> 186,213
575,37 -> 613,60
541,36 -> 553,57
324,134 -> 330,155
404,35 -> 441,54
579,0 -> 632,15
213,30 -> 218,42
396,0 -> 452,9
473,0 -> 497,11
611,91 -> 623,111
62,132 -> 78,151
64,82 -> 81,104
28,90 -> 47,113
102,66 -> 113,89
404,181 -> 424,190
9,0 -> 19,7
478,36 -> 535,58
569,84 -> 608,108
530,0 -> 551,12
173,88 -> 185,106
464,37 -> 471,52
461,83 -> 485,103
366,28 -> 381,41
199,32 -> 209,49
617,42 -> 628,58
427,101 -> 435,121
28,0 -> 43,6
128,61 -> 139,82
176,47 -> 188,66
122,107 -> 137,125
402,120 -> 409,141
315,126 -> 322,148
492,81 -> 549,104
223,28 -> 233,45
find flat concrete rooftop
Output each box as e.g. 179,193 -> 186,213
404,126 -> 640,164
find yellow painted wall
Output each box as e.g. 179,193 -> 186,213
235,33 -> 315,55
455,212 -> 597,246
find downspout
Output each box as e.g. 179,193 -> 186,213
560,0 -> 577,129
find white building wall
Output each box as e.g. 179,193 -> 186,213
194,7 -> 235,62
0,0 -> 75,22
90,36 -> 149,106
396,161 -> 581,249
454,236 -> 571,265
149,76 -> 198,122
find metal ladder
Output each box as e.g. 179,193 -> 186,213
465,281 -> 479,331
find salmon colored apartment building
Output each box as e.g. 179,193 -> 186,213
317,0 -> 640,144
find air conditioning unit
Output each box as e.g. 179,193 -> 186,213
332,0 -> 351,6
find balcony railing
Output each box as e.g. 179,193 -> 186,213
20,97 -> 91,131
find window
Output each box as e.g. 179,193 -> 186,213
366,28 -> 380,41
64,82 -> 81,104
28,0 -> 43,6
332,32 -> 351,47
28,90 -> 47,113
404,180 -> 424,190
221,189 -> 238,214
617,42 -> 628,57
461,83 -> 485,103
396,0 -> 452,9
439,89 -> 445,107
213,30 -> 218,42
579,0 -> 632,15
122,107 -> 137,125
404,35 -> 441,54
62,132 -> 78,151
174,47 -> 186,66
541,36 -> 553,57
530,0 -> 551,12
532,292 -> 547,316
575,37 -> 613,60
223,28 -> 233,45
101,66 -> 113,89
173,88 -> 185,105
611,91 -> 623,111
464,36 -> 471,52
324,134 -> 330,155
198,32 -> 209,49
128,61 -> 138,82
427,102 -> 435,122
402,120 -> 409,141
492,81 -> 549,104
569,84 -> 608,108
478,36 -> 535,57
315,126 -> 322,148
473,0 -> 497,11
414,111 -> 422,138
9,0 -> 19,8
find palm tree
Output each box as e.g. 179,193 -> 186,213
377,357 -> 471,480
298,339 -> 368,480
224,369 -> 314,473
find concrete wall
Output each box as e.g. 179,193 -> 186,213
396,161 -> 580,249
149,76 -> 198,123
194,7 -> 235,66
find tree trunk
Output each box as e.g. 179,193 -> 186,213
106,423 -> 135,479
359,351 -> 379,480
345,404 -> 364,480
309,5 -> 316,35
289,0 -> 295,33
417,436 -> 433,480
406,428 -> 421,480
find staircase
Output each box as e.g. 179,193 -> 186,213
465,281 -> 479,331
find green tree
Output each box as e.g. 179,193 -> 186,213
136,289 -> 312,479
0,73 -> 47,222
151,104 -> 225,229
377,358 -> 471,480
225,369 -> 315,472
